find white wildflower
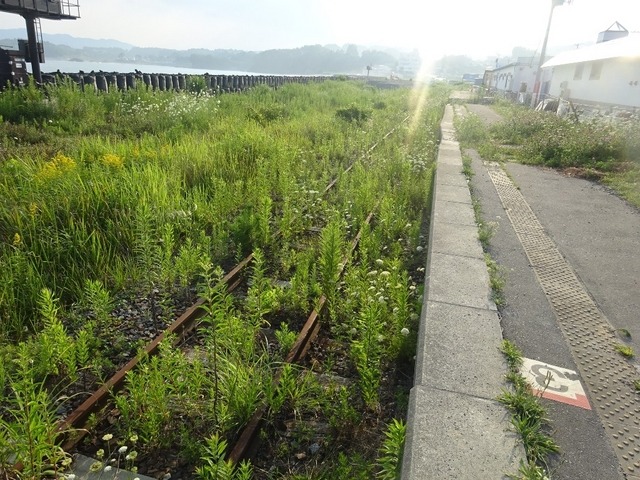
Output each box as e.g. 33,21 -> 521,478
401,327 -> 410,336
118,446 -> 128,454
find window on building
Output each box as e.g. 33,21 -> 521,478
589,61 -> 603,80
574,63 -> 584,80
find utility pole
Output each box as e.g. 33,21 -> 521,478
531,0 -> 565,108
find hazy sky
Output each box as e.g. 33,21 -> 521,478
1,0 -> 639,60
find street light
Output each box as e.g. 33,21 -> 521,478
530,0 -> 566,108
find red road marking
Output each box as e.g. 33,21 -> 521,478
520,358 -> 592,411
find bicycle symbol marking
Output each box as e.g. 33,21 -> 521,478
530,363 -> 569,393
520,358 -> 591,410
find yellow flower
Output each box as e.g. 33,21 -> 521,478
35,152 -> 76,182
101,153 -> 124,169
29,202 -> 38,216
12,233 -> 22,246
53,152 -> 76,171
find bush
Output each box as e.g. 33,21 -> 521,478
520,118 -> 624,169
336,103 -> 371,124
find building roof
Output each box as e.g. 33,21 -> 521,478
542,33 -> 640,68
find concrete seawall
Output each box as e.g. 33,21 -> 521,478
401,104 -> 524,479
37,72 -> 330,93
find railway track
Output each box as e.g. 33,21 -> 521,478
50,116 -> 411,473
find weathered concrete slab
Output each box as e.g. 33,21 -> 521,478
401,386 -> 521,480
433,197 -> 476,226
438,150 -> 464,167
436,172 -> 469,188
416,301 -> 507,399
438,142 -> 464,159
402,104 -> 522,479
430,219 -> 484,259
426,252 -> 496,311
436,163 -> 465,176
435,184 -> 472,204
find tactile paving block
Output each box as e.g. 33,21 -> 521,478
488,166 -> 639,474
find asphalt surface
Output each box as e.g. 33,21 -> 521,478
464,103 -> 640,479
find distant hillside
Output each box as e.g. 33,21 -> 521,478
0,28 -> 133,49
0,30 -> 410,76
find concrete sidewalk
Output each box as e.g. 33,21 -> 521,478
401,105 -> 524,479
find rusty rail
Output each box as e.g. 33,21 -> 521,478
58,254 -> 253,450
228,206 -> 377,463
56,117 -> 403,455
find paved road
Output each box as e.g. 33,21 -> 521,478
463,104 -> 640,479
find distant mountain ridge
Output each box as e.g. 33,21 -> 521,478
0,29 -> 498,79
0,29 -> 413,76
0,28 -> 133,49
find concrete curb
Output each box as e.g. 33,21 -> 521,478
401,105 -> 524,479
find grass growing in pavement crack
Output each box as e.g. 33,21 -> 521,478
460,152 -> 507,307
614,344 -> 635,359
485,253 -> 506,308
499,340 -> 559,480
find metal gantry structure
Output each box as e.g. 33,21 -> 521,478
0,0 -> 80,84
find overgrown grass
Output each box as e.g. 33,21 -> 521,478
0,80 -> 410,341
0,79 -> 450,478
455,102 -> 640,208
499,340 -> 559,479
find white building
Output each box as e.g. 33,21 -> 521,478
542,27 -> 640,109
485,58 -> 537,94
483,57 -> 553,103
